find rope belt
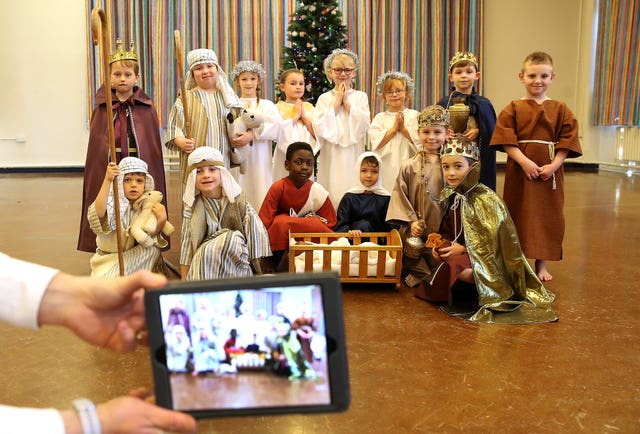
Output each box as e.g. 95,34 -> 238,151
518,139 -> 557,190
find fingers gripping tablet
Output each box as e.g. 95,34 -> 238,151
144,272 -> 350,418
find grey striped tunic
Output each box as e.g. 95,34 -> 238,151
181,193 -> 271,280
87,203 -> 165,277
165,89 -> 232,190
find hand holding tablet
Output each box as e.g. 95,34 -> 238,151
144,272 -> 350,418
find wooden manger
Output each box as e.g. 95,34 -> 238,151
288,229 -> 403,289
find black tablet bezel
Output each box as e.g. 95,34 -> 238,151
144,272 -> 350,419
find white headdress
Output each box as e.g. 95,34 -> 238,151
185,49 -> 242,108
182,147 -> 243,207
323,48 -> 360,81
107,157 -> 155,230
230,60 -> 266,82
345,151 -> 390,196
375,71 -> 415,96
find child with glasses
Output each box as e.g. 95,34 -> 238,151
313,48 -> 370,207
369,71 -> 420,193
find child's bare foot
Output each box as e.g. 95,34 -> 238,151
535,259 -> 553,281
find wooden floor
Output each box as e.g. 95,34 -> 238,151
0,168 -> 639,433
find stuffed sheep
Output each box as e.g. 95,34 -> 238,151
129,190 -> 175,248
226,107 -> 264,174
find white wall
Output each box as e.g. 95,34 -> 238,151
484,0 -> 616,164
0,0 -> 618,168
0,0 -> 89,168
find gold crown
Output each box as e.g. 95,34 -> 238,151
449,51 -> 478,71
418,105 -> 450,128
440,136 -> 480,161
109,39 -> 138,64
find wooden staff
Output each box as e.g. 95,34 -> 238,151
174,30 -> 191,138
91,8 -> 125,276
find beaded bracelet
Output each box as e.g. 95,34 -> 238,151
72,398 -> 102,434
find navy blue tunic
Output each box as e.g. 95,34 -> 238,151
438,89 -> 497,191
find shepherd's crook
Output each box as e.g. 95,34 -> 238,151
174,30 -> 192,139
91,8 -> 125,276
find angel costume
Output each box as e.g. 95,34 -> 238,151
88,157 -> 166,277
273,100 -> 318,182
368,108 -> 420,193
258,178 -> 337,252
165,49 -> 242,191
434,162 -> 558,324
313,88 -> 370,206
235,97 -> 282,210
490,99 -> 582,260
180,148 -> 271,280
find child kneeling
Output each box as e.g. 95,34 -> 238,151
180,147 -> 271,280
429,138 -> 557,324
88,157 -> 169,277
259,142 -> 337,271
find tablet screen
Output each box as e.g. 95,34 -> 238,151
158,283 -> 331,411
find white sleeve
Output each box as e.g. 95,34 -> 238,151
0,405 -> 65,434
347,91 -> 371,147
403,109 -> 421,150
277,113 -> 319,154
313,91 -> 369,149
0,253 -> 58,329
253,100 -> 282,142
368,112 -> 388,151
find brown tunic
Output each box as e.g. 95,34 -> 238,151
490,99 -> 582,260
386,151 -> 443,282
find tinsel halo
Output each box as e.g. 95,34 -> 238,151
323,48 -> 360,81
230,60 -> 266,82
375,71 -> 415,96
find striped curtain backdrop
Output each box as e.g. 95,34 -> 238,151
339,0 -> 482,113
86,0 -> 482,125
592,0 -> 640,126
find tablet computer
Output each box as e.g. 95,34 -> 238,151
144,272 -> 350,418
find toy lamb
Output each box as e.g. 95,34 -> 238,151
129,190 -> 175,248
226,107 -> 264,174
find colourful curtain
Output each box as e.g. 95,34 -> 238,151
339,0 -> 483,113
86,0 -> 482,126
592,0 -> 640,126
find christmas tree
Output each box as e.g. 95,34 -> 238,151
280,0 -> 348,103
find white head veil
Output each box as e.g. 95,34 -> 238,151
345,151 -> 390,196
106,157 -> 155,229
183,147 -> 242,207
